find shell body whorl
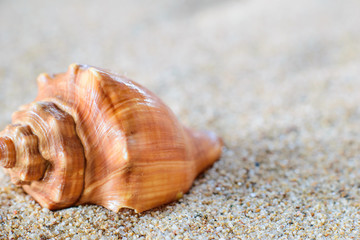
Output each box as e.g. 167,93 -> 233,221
0,64 -> 223,212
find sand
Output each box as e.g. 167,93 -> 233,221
1,0 -> 360,238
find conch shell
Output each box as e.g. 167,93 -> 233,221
0,64 -> 222,213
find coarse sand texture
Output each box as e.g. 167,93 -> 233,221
1,0 -> 360,238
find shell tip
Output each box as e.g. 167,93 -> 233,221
0,136 -> 16,169
36,73 -> 51,86
186,129 -> 223,175
89,67 -> 102,80
68,63 -> 81,75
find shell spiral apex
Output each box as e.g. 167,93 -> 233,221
0,64 -> 223,213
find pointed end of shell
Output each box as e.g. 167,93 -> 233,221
36,73 -> 51,87
88,67 -> 102,80
0,136 -> 16,169
69,63 -> 96,72
186,128 -> 223,176
66,63 -> 83,82
68,63 -> 80,72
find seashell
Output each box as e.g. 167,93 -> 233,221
0,64 -> 223,213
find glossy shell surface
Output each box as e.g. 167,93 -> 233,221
0,64 -> 223,212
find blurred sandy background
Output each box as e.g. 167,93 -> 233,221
1,0 -> 360,238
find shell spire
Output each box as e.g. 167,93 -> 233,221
0,64 -> 223,213
0,137 -> 16,169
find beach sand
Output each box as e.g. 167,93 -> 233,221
1,0 -> 360,238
